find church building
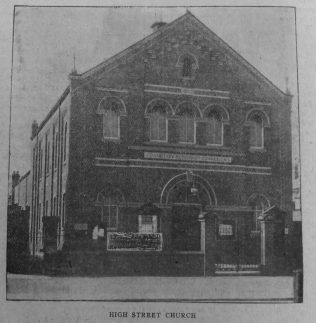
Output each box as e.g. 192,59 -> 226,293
29,11 -> 296,275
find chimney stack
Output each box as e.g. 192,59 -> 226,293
12,171 -> 20,187
151,21 -> 167,32
31,120 -> 38,139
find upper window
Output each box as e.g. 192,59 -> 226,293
182,57 -> 193,77
146,99 -> 172,142
249,114 -> 263,148
175,102 -> 200,144
176,53 -> 199,79
150,106 -> 167,142
245,109 -> 270,150
206,111 -> 222,146
97,97 -> 126,140
204,105 -> 229,146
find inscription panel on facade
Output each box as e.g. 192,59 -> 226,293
144,151 -> 232,163
107,232 -> 163,251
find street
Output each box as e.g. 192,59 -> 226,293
7,274 -> 294,302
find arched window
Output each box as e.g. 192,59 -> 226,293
206,110 -> 222,145
203,105 -> 230,146
176,53 -> 199,79
175,102 -> 199,144
249,114 -> 263,148
150,105 -> 167,142
245,109 -> 270,150
146,100 -> 172,142
96,190 -> 125,231
97,97 -> 126,140
63,122 -> 67,162
182,56 -> 193,77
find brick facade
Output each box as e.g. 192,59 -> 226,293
29,11 -> 296,275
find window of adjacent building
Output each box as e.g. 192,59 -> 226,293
176,103 -> 196,144
46,142 -> 50,173
53,196 -> 57,217
150,105 -> 168,142
60,118 -> 64,165
64,122 -> 67,162
45,200 -> 48,218
38,203 -> 41,230
54,133 -> 58,168
52,126 -> 55,170
62,194 -> 65,227
249,114 -> 264,148
39,148 -> 43,178
138,215 -> 157,234
206,110 -> 223,145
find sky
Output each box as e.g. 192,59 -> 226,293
10,6 -> 298,176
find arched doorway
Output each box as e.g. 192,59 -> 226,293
161,172 -> 216,252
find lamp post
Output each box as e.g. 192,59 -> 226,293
186,170 -> 207,277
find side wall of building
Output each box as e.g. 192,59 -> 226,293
29,93 -> 70,256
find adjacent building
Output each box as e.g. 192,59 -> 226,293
28,11 -> 299,275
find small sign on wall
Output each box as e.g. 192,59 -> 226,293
216,220 -> 236,241
219,224 -> 233,236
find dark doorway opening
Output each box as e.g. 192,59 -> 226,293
171,205 -> 201,251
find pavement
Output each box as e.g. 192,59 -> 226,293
6,274 -> 294,302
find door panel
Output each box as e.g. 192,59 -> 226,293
171,206 -> 201,251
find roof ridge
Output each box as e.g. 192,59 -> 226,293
78,10 -> 287,98
187,13 -> 287,97
79,11 -> 190,79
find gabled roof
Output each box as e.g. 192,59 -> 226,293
77,10 -> 288,98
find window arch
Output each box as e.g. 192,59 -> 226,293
203,105 -> 229,146
245,109 -> 270,149
97,96 -> 126,140
175,102 -> 200,144
95,189 -> 125,231
145,99 -> 173,142
160,172 -> 217,206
